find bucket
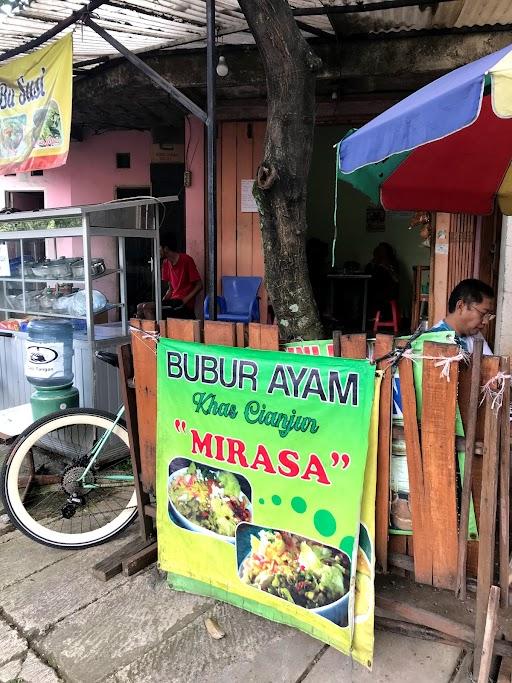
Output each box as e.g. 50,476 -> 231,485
390,453 -> 409,493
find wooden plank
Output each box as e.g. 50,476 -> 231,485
217,123 -> 223,285
117,343 -> 153,542
219,121 -> 237,284
165,319 -> 201,342
236,322 -> 245,347
374,333 -> 393,573
340,333 -> 367,359
406,536 -> 414,559
421,342 -> 459,590
236,122 -> 254,277
91,536 -> 153,581
456,338 -> 483,600
388,552 -> 414,572
332,330 -> 341,358
251,121 -> 268,321
203,321 -> 237,346
452,651 -> 473,683
399,355 -> 432,584
144,504 -> 156,518
472,356 -> 501,526
476,585 -> 500,683
388,536 -> 407,576
375,616 -> 464,649
376,615 -> 512,659
122,541 -> 158,577
376,596 -> 475,643
474,395 -> 501,675
497,657 -> 512,683
467,541 -> 479,579
131,323 -> 157,495
499,357 -> 511,608
248,322 -> 279,350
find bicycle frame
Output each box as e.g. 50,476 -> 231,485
77,405 -> 134,488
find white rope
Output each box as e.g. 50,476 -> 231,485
401,348 -> 469,381
129,325 -> 159,355
479,371 -> 512,412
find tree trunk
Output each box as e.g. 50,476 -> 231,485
238,0 -> 323,340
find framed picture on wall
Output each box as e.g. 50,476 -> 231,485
366,205 -> 386,232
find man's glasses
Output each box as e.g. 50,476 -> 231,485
470,305 -> 496,323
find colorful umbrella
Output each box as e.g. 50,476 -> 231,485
337,44 -> 512,215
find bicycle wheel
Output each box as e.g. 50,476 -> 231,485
1,408 -> 137,549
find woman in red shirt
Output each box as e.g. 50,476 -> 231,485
137,239 -> 202,320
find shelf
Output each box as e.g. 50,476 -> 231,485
0,268 -> 121,284
0,303 -> 123,319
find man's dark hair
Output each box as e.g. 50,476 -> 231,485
160,234 -> 179,252
447,278 -> 495,313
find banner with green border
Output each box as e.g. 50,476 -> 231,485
157,339 -> 377,661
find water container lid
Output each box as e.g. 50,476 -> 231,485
27,318 -> 74,337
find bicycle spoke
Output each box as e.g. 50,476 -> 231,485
3,410 -> 137,548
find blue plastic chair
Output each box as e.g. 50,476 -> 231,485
204,276 -> 262,322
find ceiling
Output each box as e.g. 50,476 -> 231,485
1,1 -> 512,71
1,1 -> 512,132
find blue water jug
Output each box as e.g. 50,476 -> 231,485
25,318 -> 74,388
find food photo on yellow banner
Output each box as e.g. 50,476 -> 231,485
156,338 -> 380,668
0,33 -> 72,175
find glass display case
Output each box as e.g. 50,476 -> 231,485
0,196 -> 175,411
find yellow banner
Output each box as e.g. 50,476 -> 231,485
0,34 -> 72,174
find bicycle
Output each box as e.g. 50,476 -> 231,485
0,351 -> 138,549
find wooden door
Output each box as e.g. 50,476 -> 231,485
431,208 -> 501,345
217,121 -> 268,320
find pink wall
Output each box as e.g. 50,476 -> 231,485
0,130 -> 152,312
0,130 -> 151,209
68,130 -> 151,206
185,116 -> 206,316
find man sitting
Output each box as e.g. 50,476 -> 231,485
137,238 -> 202,320
429,278 -> 495,355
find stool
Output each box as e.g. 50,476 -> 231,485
373,300 -> 399,335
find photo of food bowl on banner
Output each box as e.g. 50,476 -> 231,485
157,339 -> 380,667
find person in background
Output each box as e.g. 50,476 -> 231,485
137,237 -> 202,320
365,242 -> 400,319
429,278 -> 495,354
306,237 -> 329,316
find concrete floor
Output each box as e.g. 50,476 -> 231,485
0,442 -> 465,683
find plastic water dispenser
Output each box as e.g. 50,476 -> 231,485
25,319 -> 79,419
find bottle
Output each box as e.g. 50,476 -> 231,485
25,318 -> 74,388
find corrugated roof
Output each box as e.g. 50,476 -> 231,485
331,0 -> 512,35
0,0 -> 510,70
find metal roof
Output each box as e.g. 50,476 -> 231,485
0,1 -> 511,70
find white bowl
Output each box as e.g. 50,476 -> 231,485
238,546 -> 350,626
168,467 -> 251,544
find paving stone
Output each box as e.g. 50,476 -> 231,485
0,533 -> 72,591
0,620 -> 27,667
0,524 -> 20,544
303,631 -> 462,683
0,651 -> 61,683
37,568 -> 212,683
1,528 -> 138,637
105,600 -> 325,683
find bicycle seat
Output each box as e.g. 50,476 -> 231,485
95,351 -> 119,368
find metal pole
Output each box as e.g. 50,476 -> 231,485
206,0 -> 218,321
84,17 -> 207,123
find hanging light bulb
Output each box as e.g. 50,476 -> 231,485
216,55 -> 229,78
